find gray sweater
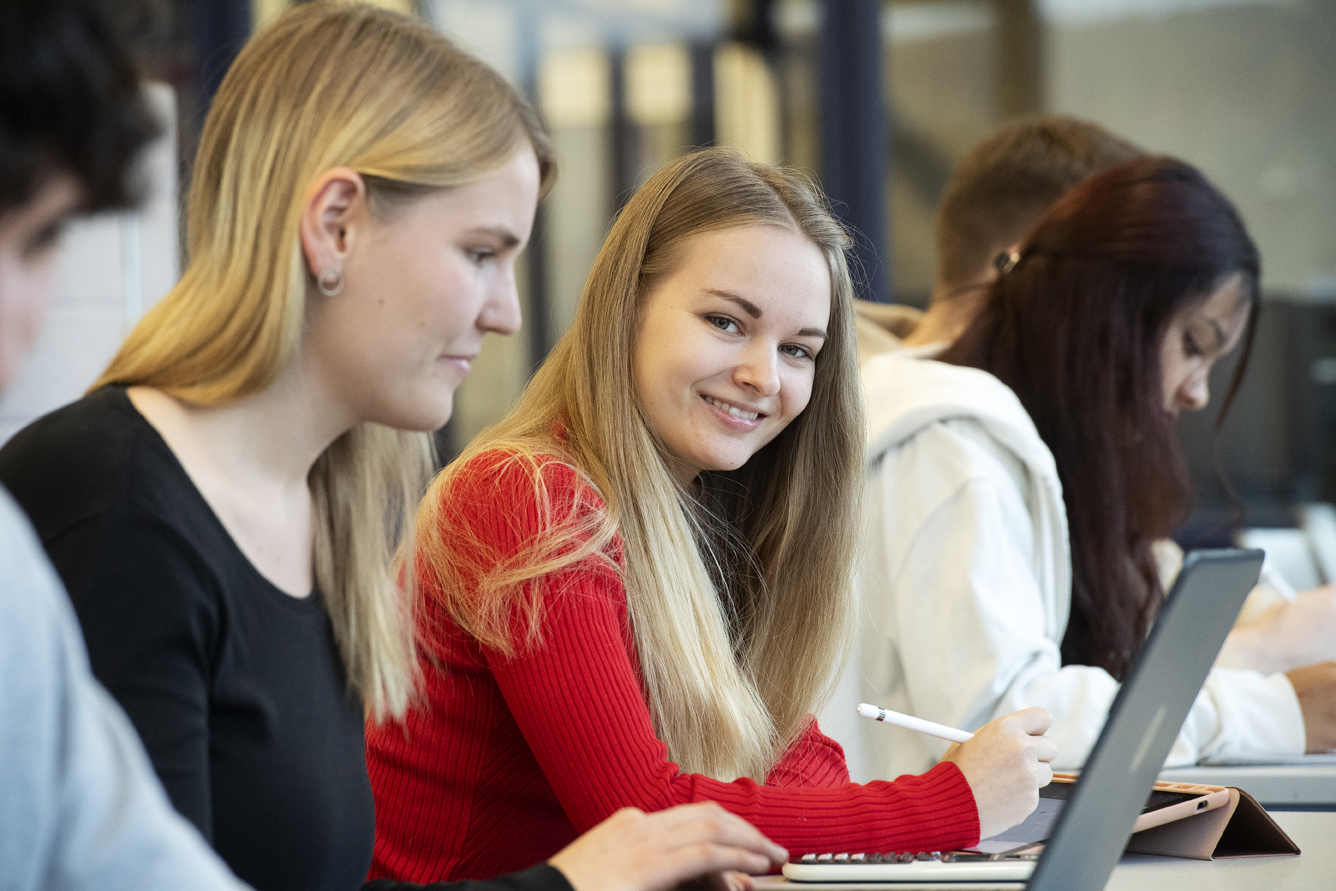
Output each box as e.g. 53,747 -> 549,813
0,488 -> 246,891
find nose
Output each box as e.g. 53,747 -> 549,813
479,266 -> 522,337
734,341 -> 781,398
1178,367 -> 1210,413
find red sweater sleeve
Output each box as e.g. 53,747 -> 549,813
487,549 -> 977,854
368,452 -> 978,881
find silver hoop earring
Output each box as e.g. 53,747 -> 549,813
317,267 -> 343,297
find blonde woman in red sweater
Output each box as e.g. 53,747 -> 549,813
366,149 -> 1057,883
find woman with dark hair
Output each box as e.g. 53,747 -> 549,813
843,155 -> 1336,782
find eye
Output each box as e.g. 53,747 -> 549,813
1182,329 -> 1205,358
23,220 -> 66,259
780,342 -> 815,361
465,247 -> 497,266
706,314 -> 740,334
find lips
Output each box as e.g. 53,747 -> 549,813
441,355 -> 476,376
702,394 -> 763,421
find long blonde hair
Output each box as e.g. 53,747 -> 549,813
93,3 -> 555,722
419,149 -> 863,779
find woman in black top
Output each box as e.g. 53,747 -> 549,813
0,5 -> 784,891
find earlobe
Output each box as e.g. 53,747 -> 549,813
298,168 -> 365,292
316,267 -> 343,297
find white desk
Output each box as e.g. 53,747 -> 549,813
756,811 -> 1335,891
1159,764 -> 1336,809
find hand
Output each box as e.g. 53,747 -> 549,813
547,803 -> 788,891
1286,660 -> 1336,753
1223,585 -> 1336,674
940,707 -> 1056,840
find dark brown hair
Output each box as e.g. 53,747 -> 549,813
940,156 -> 1260,679
0,0 -> 158,214
935,115 -> 1142,294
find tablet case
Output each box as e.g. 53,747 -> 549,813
1124,787 -> 1300,860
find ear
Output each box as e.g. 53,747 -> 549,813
299,168 -> 367,286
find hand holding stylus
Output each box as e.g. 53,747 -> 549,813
860,702 -> 1056,840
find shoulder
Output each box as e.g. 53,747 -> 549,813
0,391 -> 226,620
0,388 -> 172,539
436,448 -> 607,533
869,418 -> 1035,542
861,357 -> 1055,483
446,448 -> 592,500
0,387 -> 140,466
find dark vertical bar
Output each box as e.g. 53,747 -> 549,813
996,0 -> 1045,117
524,205 -> 551,372
735,0 -> 789,161
188,0 -> 251,111
520,22 -> 552,370
819,0 -> 890,303
689,42 -> 716,149
608,46 -> 637,213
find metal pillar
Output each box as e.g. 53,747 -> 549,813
818,0 -> 890,303
689,42 -> 717,149
996,0 -> 1045,117
188,0 -> 251,111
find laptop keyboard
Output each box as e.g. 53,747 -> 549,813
782,850 -> 1041,883
797,852 -> 1041,863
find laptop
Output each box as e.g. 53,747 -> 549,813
781,547 -> 1265,890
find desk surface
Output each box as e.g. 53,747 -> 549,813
1159,764 -> 1336,808
1109,810 -> 1332,890
757,811 -> 1334,891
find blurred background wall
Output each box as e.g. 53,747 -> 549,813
18,0 -> 1336,537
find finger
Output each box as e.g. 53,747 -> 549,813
652,843 -> 776,887
1017,706 -> 1053,734
641,807 -> 787,863
706,870 -> 754,891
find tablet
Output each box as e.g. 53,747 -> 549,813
967,775 -> 1230,854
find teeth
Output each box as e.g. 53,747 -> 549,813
705,396 -> 759,421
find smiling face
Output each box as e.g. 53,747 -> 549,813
1158,272 -> 1251,419
632,224 -> 832,484
309,145 -> 540,432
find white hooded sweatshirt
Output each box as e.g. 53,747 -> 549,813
820,352 -> 1304,783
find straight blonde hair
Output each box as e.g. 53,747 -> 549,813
93,3 -> 555,722
418,149 -> 863,780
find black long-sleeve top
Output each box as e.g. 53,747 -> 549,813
0,387 -> 573,891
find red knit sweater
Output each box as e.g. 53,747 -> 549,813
366,452 -> 979,883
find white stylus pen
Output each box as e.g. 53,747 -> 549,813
856,702 -> 974,744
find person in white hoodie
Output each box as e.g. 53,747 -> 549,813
839,156 -> 1336,784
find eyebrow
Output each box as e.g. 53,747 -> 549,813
707,288 -> 828,340
466,225 -> 521,248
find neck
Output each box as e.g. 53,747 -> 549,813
903,283 -> 989,349
135,349 -> 357,491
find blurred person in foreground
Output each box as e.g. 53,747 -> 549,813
0,1 -> 247,886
